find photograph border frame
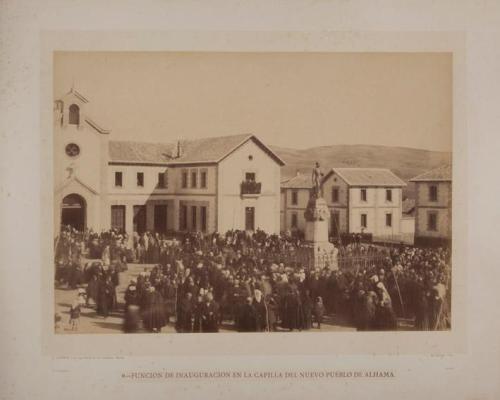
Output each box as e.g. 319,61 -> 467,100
40,29 -> 467,357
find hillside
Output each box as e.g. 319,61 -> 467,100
271,144 -> 451,199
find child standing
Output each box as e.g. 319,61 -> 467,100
313,296 -> 325,329
69,300 -> 81,331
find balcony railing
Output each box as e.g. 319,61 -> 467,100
241,180 -> 262,195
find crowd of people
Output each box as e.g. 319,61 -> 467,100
55,226 -> 451,333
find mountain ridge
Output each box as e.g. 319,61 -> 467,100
271,144 -> 451,199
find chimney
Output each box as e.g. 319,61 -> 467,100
176,140 -> 183,158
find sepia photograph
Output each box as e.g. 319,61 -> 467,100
4,1 -> 500,398
52,51 -> 452,335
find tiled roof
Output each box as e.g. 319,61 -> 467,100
109,134 -> 285,166
409,164 -> 452,182
109,141 -> 175,163
329,168 -> 406,187
281,173 -> 312,189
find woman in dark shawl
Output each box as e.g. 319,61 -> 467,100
300,289 -> 313,330
96,275 -> 113,317
142,286 -> 166,332
237,297 -> 257,332
282,288 -> 301,331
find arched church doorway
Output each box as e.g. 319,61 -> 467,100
61,194 -> 86,231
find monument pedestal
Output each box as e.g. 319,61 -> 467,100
303,196 -> 338,270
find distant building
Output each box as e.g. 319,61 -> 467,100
54,88 -> 284,236
401,198 -> 416,242
281,167 -> 410,243
280,172 -> 312,233
410,164 -> 452,246
402,198 -> 416,217
322,168 -> 407,242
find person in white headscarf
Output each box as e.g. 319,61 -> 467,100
101,244 -> 110,266
374,281 -> 397,330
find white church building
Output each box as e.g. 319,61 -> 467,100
54,88 -> 284,236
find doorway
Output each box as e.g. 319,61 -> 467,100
154,205 -> 168,233
111,205 -> 126,232
331,211 -> 340,237
245,207 -> 255,231
61,194 -> 86,231
133,205 -> 147,234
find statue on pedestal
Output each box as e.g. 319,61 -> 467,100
305,162 -> 328,222
311,161 -> 324,198
302,162 -> 338,270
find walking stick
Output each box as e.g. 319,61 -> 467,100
264,298 -> 270,332
433,300 -> 443,331
174,283 -> 178,328
347,262 -> 362,292
392,269 -> 405,317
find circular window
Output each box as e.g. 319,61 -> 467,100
248,155 -> 253,161
65,143 -> 80,157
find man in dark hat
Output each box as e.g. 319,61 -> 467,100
237,297 -> 257,332
124,281 -> 139,309
96,274 -> 113,318
177,292 -> 194,333
200,292 -> 219,333
253,289 -> 268,332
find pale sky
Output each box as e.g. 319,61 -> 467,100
54,52 -> 452,152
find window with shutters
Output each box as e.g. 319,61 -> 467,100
429,185 -> 438,202
332,187 -> 339,203
386,213 -> 392,227
200,170 -> 207,188
427,212 -> 438,231
157,172 -> 166,188
137,172 -> 144,187
245,172 -> 256,182
360,188 -> 367,202
114,172 -> 123,187
181,170 -> 188,188
361,214 -> 367,228
191,170 -> 198,188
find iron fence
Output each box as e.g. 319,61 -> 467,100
246,245 -> 390,271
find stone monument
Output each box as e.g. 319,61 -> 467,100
303,162 -> 338,270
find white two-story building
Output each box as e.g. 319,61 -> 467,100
281,167 -> 410,242
410,164 -> 452,246
54,88 -> 284,236
321,168 -> 407,241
